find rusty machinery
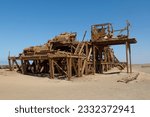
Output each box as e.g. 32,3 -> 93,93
8,22 -> 137,80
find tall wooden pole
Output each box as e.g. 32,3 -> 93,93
126,42 -> 129,73
128,43 -> 132,73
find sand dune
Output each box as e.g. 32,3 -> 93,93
0,64 -> 150,100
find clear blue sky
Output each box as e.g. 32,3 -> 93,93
0,0 -> 150,64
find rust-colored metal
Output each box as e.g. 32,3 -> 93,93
8,22 -> 137,80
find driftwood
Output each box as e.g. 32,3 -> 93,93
117,73 -> 139,83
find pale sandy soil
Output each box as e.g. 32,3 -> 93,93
0,64 -> 150,100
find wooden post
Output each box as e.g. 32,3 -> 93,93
93,45 -> 96,74
126,42 -> 129,73
80,58 -> 82,77
85,43 -> 88,75
49,59 -> 54,79
77,57 -> 82,77
99,47 -> 103,73
72,59 -> 77,75
21,60 -> 25,74
128,43 -> 132,73
8,57 -> 12,71
67,57 -> 72,80
77,58 -> 80,77
11,59 -> 14,71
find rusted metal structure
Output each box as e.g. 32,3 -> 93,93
8,22 -> 137,80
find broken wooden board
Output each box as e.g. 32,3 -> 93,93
117,73 -> 139,83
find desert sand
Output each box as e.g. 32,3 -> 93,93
0,64 -> 150,100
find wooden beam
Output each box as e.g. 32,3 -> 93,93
49,59 -> 54,79
14,59 -> 21,71
82,47 -> 92,74
54,61 -> 68,76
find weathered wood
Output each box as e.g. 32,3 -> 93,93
74,43 -> 85,55
8,23 -> 137,80
77,58 -> 82,77
99,47 -> 103,73
67,57 -> 72,80
126,42 -> 129,73
54,61 -> 67,76
85,43 -> 89,75
128,43 -> 132,73
117,73 -> 139,83
72,59 -> 78,75
81,47 -> 92,74
14,59 -> 21,71
92,45 -> 96,74
8,58 -> 12,71
40,66 -> 44,73
21,60 -> 25,74
49,59 -> 54,79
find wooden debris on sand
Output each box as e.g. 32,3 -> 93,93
117,73 -> 139,83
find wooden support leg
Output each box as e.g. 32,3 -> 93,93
80,58 -> 82,77
85,43 -> 89,75
67,57 -> 72,80
128,43 -> 132,73
72,59 -> 77,75
126,42 -> 129,73
99,47 -> 103,73
93,45 -> 96,75
77,58 -> 82,77
21,60 -> 25,74
8,58 -> 12,71
49,59 -> 54,79
12,59 -> 14,71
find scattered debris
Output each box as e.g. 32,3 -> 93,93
141,65 -> 150,68
117,73 -> 140,83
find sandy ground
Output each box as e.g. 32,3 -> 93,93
0,64 -> 150,100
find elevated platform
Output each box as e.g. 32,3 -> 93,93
92,38 -> 137,46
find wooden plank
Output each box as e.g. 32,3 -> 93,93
117,73 -> 139,83
78,43 -> 85,55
